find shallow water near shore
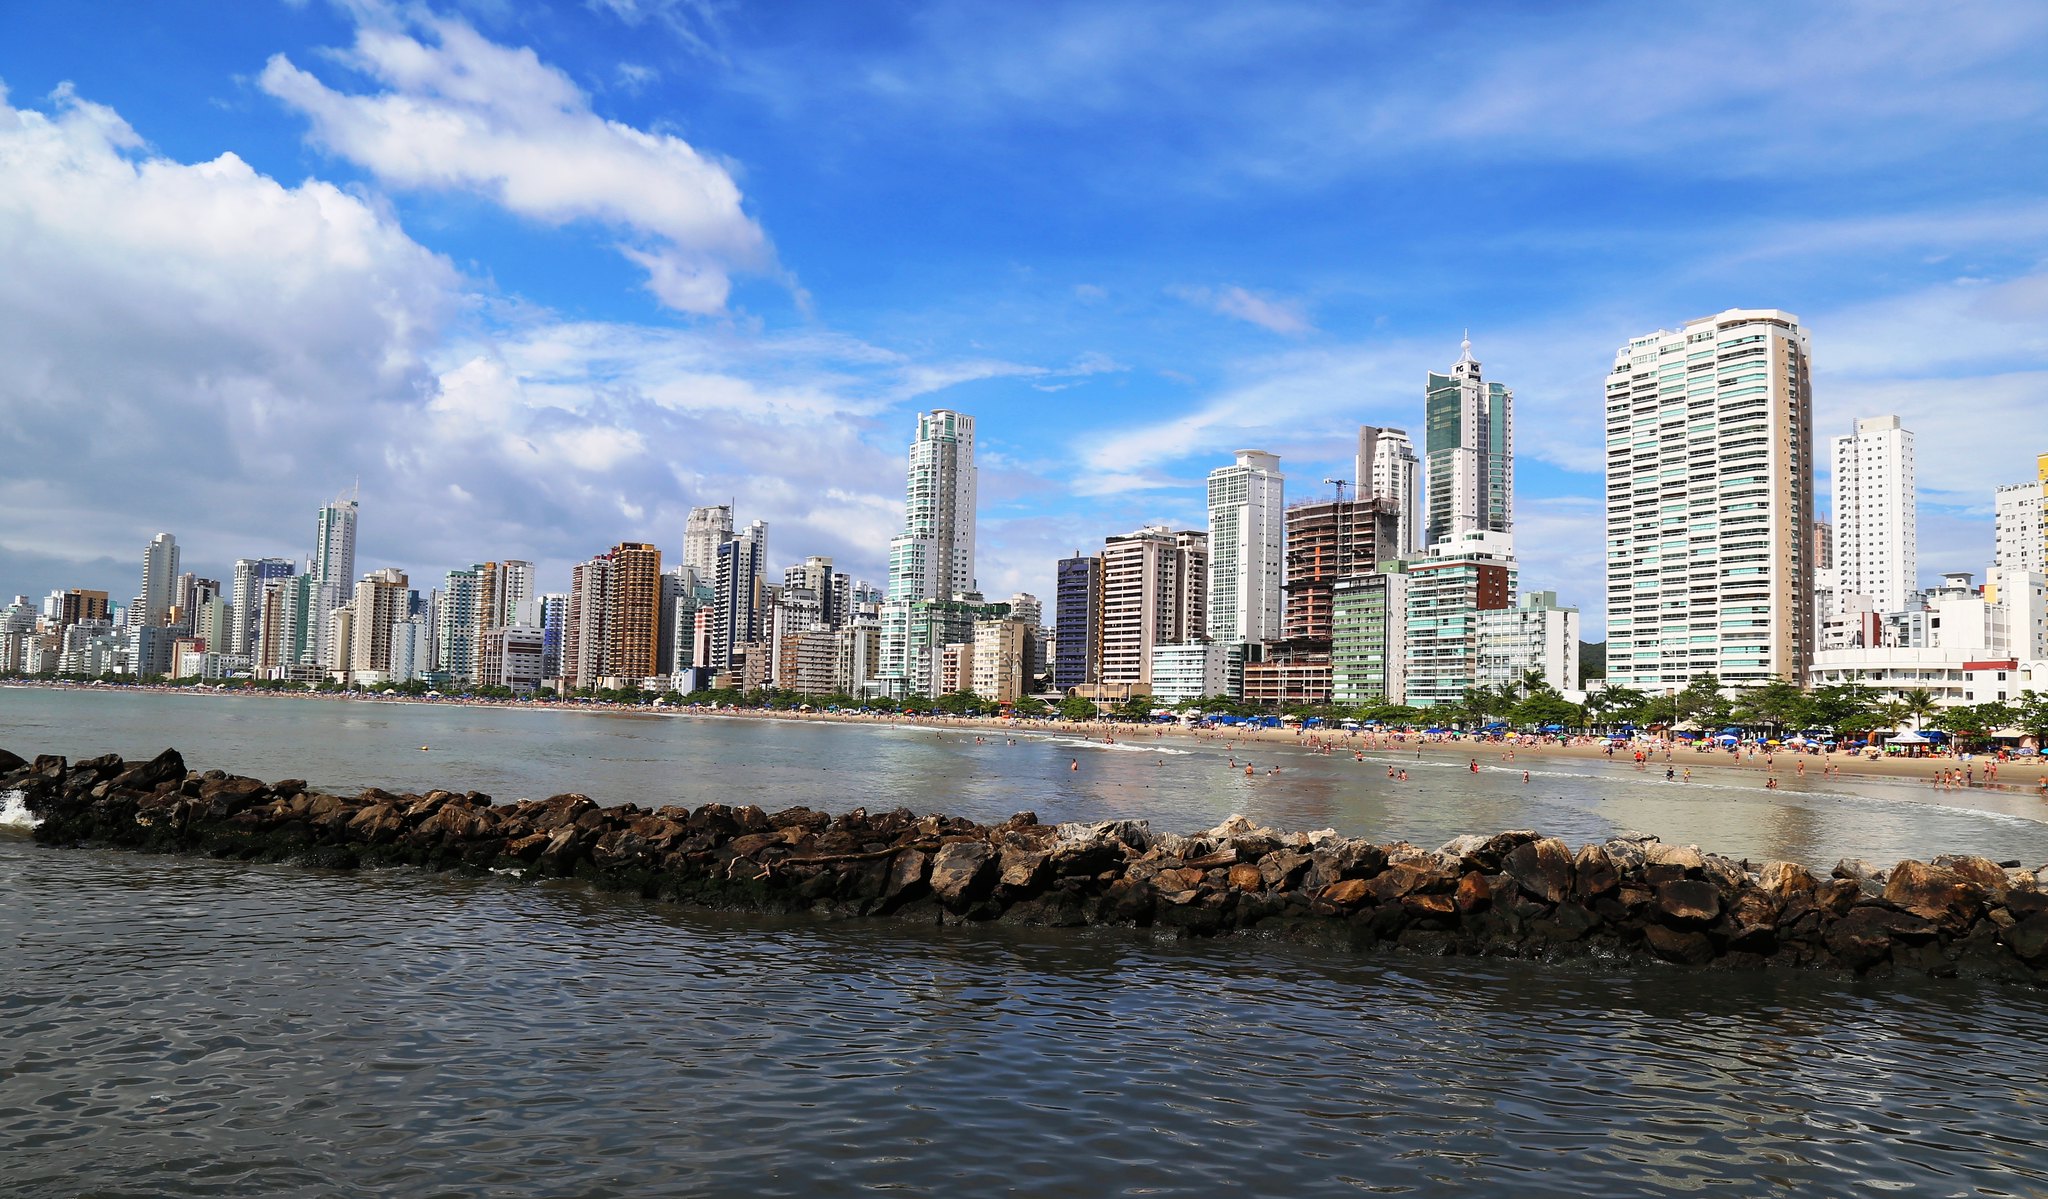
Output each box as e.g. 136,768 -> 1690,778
7,687 -> 2048,1197
4,686 -> 2045,868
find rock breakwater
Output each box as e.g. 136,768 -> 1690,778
11,747 -> 2048,982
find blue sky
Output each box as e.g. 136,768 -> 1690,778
2,1 -> 2045,636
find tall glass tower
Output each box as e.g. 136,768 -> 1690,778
1424,337 -> 1513,549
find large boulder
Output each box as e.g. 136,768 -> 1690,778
111,748 -> 185,793
1756,861 -> 1818,900
1572,843 -> 1618,899
1651,880 -> 1721,926
1882,860 -> 1984,922
930,841 -> 996,906
1502,837 -> 1573,904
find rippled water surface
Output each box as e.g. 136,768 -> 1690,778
7,688 -> 2048,1197
6,686 -> 2048,867
6,838 -> 2048,1198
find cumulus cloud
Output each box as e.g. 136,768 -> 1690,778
0,79 -> 1035,604
259,15 -> 771,313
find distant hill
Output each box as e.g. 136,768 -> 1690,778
1579,640 -> 1606,681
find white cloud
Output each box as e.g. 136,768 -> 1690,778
259,15 -> 771,313
0,79 -> 1026,603
1169,283 -> 1313,335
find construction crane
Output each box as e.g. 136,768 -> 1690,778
1322,478 -> 1353,606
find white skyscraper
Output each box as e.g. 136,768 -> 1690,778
1604,308 -> 1815,692
313,492 -> 359,600
1424,337 -> 1513,548
1206,449 -> 1284,646
1994,471 -> 2045,575
683,505 -> 734,582
140,532 -> 180,627
1830,415 -> 1916,614
875,411 -> 980,696
1359,425 -> 1422,558
885,410 -> 977,603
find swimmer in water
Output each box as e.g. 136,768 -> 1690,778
1522,771 -> 1530,783
1070,759 -> 1079,771
1245,765 -> 1255,777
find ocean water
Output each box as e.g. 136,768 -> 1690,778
5,688 -> 2048,1197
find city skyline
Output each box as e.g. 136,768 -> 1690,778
3,5 -> 2046,632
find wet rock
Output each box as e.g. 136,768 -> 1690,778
1601,839 -> 1648,874
930,841 -> 996,906
1318,878 -> 1371,908
2004,912 -> 2048,965
1757,861 -> 1818,899
1934,855 -> 2010,903
0,747 -> 26,773
1652,880 -> 1721,926
1259,850 -> 1311,891
1502,837 -> 1573,904
1643,923 -> 1714,965
1454,871 -> 1493,913
1645,843 -> 1704,874
111,748 -> 185,794
1825,906 -> 1931,972
1227,863 -> 1264,892
1572,843 -> 1618,899
1883,860 -> 1984,923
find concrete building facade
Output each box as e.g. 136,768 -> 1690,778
1604,308 -> 1816,693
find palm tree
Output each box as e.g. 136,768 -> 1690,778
1897,687 -> 1939,731
1519,667 -> 1550,700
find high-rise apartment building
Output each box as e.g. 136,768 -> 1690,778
313,492 -> 359,600
1358,426 -> 1422,558
683,505 -> 733,581
1476,591 -> 1581,695
140,533 -> 180,627
713,521 -> 768,673
886,410 -> 977,603
1206,449 -> 1284,648
59,589 -> 111,629
1993,454 -> 2048,574
1830,415 -> 1916,614
347,568 -> 410,679
230,558 -> 295,656
1281,498 -> 1400,642
1331,570 -> 1407,706
1404,530 -> 1517,708
1054,553 -> 1103,691
1424,338 -> 1512,548
563,542 -> 662,689
881,410 -> 978,695
1603,308 -> 1816,692
1098,527 -> 1206,692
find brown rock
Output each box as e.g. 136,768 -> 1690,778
1642,923 -> 1714,965
1401,892 -> 1457,919
1882,860 -> 1984,922
1652,880 -> 1721,926
1756,861 -> 1818,899
1815,878 -> 1860,916
1572,843 -> 1618,898
1646,843 -> 1704,873
1319,878 -> 1371,907
930,841 -> 996,905
1227,863 -> 1264,892
1367,861 -> 1433,902
883,848 -> 928,901
1259,850 -> 1310,891
2004,911 -> 2048,964
1503,837 -> 1573,904
1824,906 -> 1930,971
1455,871 -> 1492,913
1935,855 -> 2010,903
